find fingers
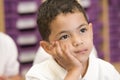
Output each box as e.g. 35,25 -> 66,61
55,41 -> 63,58
59,42 -> 76,60
49,42 -> 57,58
0,76 -> 5,80
55,41 -> 70,59
49,41 -> 61,59
51,41 -> 71,59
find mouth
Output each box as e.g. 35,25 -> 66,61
74,49 -> 88,54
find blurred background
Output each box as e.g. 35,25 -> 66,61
0,0 -> 120,79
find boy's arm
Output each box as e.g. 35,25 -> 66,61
8,75 -> 22,80
50,41 -> 83,80
65,68 -> 82,80
0,75 -> 21,80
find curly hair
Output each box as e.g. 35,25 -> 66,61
37,0 -> 88,41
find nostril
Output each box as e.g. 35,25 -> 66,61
73,41 -> 83,47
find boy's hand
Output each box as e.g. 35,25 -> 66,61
0,76 -> 5,80
0,75 -> 21,80
50,41 -> 83,79
0,76 -> 8,80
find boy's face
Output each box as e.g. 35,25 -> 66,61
42,11 -> 93,63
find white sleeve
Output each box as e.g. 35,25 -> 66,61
26,64 -> 49,80
5,38 -> 19,76
0,33 -> 19,76
26,76 -> 48,80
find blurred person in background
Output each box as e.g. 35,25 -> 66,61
0,32 -> 21,80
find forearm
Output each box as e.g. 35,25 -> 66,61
64,69 -> 82,80
8,75 -> 21,80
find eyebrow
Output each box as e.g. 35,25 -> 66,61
55,23 -> 88,37
77,23 -> 88,29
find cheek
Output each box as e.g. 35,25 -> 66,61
86,38 -> 93,51
59,40 -> 72,48
84,34 -> 93,47
85,37 -> 93,45
85,31 -> 93,42
60,40 -> 69,45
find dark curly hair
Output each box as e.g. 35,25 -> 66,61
37,0 -> 88,41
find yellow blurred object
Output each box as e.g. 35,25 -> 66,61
0,0 -> 5,32
41,0 -> 46,3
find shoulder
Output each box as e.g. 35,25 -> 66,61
0,32 -> 14,43
27,58 -> 52,73
0,33 -> 18,55
33,47 -> 51,65
26,58 -> 54,79
95,58 -> 120,79
90,55 -> 116,71
90,55 -> 114,68
26,57 -> 66,80
0,32 -> 17,49
97,58 -> 116,71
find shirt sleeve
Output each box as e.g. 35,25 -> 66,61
3,34 -> 19,76
26,76 -> 48,80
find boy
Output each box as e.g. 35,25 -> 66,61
26,0 -> 120,80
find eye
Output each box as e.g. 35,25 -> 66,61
80,28 -> 87,33
59,35 -> 69,40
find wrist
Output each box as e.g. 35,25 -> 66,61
68,68 -> 82,76
65,69 -> 82,80
68,67 -> 82,73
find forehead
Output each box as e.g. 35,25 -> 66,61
50,12 -> 87,31
49,12 -> 88,40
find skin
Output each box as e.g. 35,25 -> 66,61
0,75 -> 21,80
40,11 -> 93,80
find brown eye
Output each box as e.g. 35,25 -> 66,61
80,28 -> 87,33
59,35 -> 69,40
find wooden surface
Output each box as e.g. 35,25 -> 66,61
101,0 -> 110,61
0,0 -> 5,32
101,0 -> 120,73
112,62 -> 120,73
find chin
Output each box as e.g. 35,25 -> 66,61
77,56 -> 89,63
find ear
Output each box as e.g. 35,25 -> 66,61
88,23 -> 93,39
89,23 -> 93,31
40,41 -> 52,55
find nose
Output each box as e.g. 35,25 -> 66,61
72,35 -> 83,47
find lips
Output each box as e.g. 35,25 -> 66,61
74,49 -> 88,54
